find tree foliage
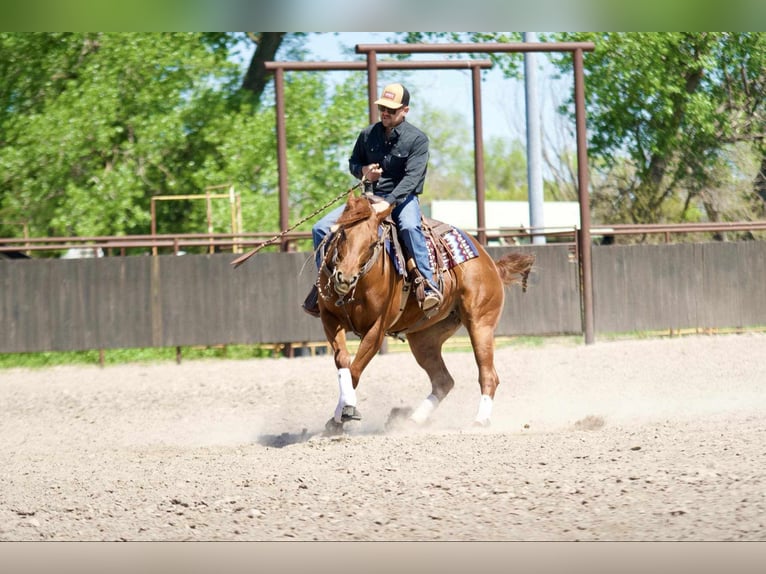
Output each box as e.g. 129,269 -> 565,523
552,32 -> 766,227
3,31 -> 766,251
0,32 -> 364,247
417,107 -> 474,199
413,106 -> 530,202
2,33 -> 238,237
396,32 -> 526,79
398,31 -> 766,232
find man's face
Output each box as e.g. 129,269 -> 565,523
378,105 -> 407,128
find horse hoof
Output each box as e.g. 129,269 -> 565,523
473,419 -> 491,428
385,407 -> 415,432
324,418 -> 345,436
340,405 -> 362,422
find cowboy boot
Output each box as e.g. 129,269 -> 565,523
409,262 -> 442,312
302,284 -> 320,318
421,287 -> 442,312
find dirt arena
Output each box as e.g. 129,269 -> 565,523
1,332 -> 765,541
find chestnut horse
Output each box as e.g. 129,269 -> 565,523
317,193 -> 534,433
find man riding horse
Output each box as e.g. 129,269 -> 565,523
303,82 -> 442,317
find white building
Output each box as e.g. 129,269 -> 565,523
424,200 -> 581,240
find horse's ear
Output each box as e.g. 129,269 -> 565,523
337,194 -> 373,226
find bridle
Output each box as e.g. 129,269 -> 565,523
321,224 -> 387,307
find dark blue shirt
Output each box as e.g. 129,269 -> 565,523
348,120 -> 429,206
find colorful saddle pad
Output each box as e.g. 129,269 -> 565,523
385,220 -> 479,277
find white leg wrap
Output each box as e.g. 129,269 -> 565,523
409,394 -> 440,425
475,394 -> 493,425
338,368 -> 356,405
334,368 -> 356,423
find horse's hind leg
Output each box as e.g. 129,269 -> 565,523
464,321 -> 501,426
405,313 -> 462,424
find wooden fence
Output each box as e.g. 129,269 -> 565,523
1,242 -> 765,354
592,242 -> 766,333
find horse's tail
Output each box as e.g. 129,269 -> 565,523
494,252 -> 535,293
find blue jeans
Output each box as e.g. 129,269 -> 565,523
312,194 -> 436,288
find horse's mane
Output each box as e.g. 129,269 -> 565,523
336,195 -> 373,228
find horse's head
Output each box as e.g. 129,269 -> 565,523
328,194 -> 392,297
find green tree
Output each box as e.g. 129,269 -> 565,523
0,32 -> 367,249
415,107 -> 530,203
0,33 -> 242,238
418,107 -> 474,199
553,32 -> 766,228
395,32 -> 766,232
483,136 -> 529,200
393,32 -> 580,205
396,32 -> 526,78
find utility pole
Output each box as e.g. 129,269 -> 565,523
524,32 -> 546,244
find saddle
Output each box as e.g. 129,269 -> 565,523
383,216 -> 480,284
379,217 -> 480,332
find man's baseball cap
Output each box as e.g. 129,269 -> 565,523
374,83 -> 410,109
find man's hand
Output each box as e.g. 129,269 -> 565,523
362,163 -> 383,182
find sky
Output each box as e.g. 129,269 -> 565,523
296,32 -> 576,146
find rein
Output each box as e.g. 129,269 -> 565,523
230,180 -> 364,269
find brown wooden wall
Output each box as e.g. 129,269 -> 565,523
490,245 -> 582,336
2,241 -> 765,354
1,253 -> 323,353
592,242 -> 766,333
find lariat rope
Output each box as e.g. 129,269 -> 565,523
230,180 -> 364,269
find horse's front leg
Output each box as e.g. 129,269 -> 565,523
321,315 -> 359,427
348,320 -> 388,387
323,315 -> 388,429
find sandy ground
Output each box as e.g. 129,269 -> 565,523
1,332 -> 765,541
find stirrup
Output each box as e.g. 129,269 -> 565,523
421,289 -> 442,312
